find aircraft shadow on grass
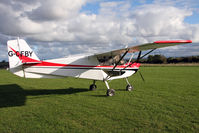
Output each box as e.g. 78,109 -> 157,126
0,84 -> 88,108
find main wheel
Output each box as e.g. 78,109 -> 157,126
106,89 -> 115,96
126,85 -> 133,91
89,84 -> 97,91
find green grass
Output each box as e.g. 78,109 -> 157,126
0,67 -> 199,133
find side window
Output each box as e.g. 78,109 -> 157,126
97,55 -> 125,66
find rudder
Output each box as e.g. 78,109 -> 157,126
7,38 -> 40,77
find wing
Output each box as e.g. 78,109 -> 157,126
94,40 -> 192,58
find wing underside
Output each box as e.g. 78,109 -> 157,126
94,40 -> 192,58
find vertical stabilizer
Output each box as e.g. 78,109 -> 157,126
7,38 -> 40,77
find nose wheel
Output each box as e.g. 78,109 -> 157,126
104,80 -> 115,96
106,89 -> 115,96
89,84 -> 97,91
125,78 -> 133,91
126,84 -> 133,91
89,80 -> 97,91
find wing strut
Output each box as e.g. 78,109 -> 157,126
136,51 -> 142,62
122,48 -> 156,71
139,48 -> 156,60
112,49 -> 129,71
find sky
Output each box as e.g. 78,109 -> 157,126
0,0 -> 199,61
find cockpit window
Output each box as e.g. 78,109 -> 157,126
97,55 -> 125,66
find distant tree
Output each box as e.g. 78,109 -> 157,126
147,55 -> 153,63
167,57 -> 174,63
147,55 -> 167,64
192,56 -> 199,63
167,56 -> 199,63
139,58 -> 148,63
192,56 -> 197,62
181,57 -> 188,63
127,55 -> 199,64
0,60 -> 9,69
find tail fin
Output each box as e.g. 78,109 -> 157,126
7,38 -> 40,77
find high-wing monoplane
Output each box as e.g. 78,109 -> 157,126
7,39 -> 192,96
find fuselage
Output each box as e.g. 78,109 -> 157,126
14,55 -> 140,80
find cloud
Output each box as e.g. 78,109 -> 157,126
132,5 -> 191,36
0,0 -> 199,61
0,1 -> 43,36
27,0 -> 86,22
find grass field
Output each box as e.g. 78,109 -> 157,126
0,67 -> 199,133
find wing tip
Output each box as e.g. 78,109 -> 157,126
154,40 -> 192,44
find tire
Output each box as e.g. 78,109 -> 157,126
126,85 -> 133,91
89,84 -> 97,91
106,89 -> 115,96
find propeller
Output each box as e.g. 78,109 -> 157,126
135,51 -> 145,82
138,71 -> 145,82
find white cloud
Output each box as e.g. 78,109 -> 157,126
0,1 -> 43,35
0,0 -> 199,61
131,4 -> 192,36
190,24 -> 199,42
27,0 -> 86,21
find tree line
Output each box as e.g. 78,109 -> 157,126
136,55 -> 199,64
0,60 -> 9,69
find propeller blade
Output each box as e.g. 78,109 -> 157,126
138,71 -> 145,82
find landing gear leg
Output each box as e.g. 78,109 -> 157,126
125,78 -> 133,91
89,80 -> 97,91
105,81 -> 115,96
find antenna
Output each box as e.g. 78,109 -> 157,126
16,37 -> 23,65
17,37 -> 21,53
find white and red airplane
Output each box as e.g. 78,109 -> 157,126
7,38 -> 192,96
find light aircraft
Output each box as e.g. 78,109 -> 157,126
7,38 -> 192,96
